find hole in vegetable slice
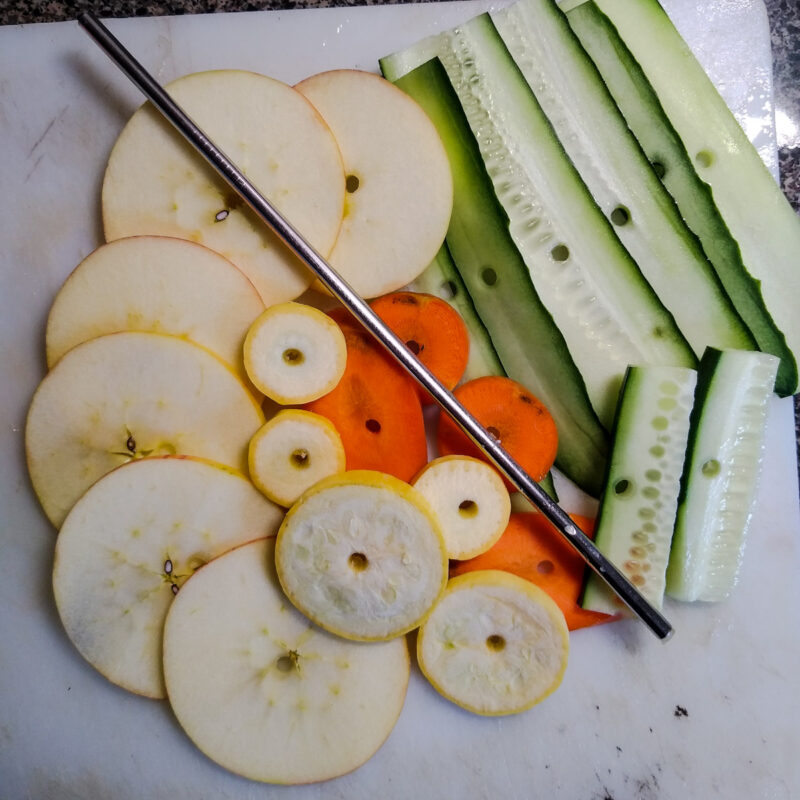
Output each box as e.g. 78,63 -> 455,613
695,150 -> 714,168
481,267 -> 497,286
365,418 -> 381,434
550,244 -> 569,262
345,174 -> 360,193
406,339 -> 421,355
613,479 -> 632,496
537,559 -> 554,575
214,209 -> 229,222
290,448 -> 310,469
440,280 -> 457,300
276,652 -> 298,673
282,348 -> 305,366
610,206 -> 630,226
486,426 -> 501,443
348,552 -> 369,572
458,499 -> 478,518
485,634 -> 506,652
701,459 -> 721,477
651,161 -> 667,179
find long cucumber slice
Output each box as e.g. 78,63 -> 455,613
408,243 -> 505,383
581,365 -> 696,614
382,13 -> 695,431
492,0 -> 753,360
666,348 -> 778,602
390,58 -> 608,497
563,0 -> 799,396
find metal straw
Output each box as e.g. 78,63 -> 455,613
77,10 -> 672,640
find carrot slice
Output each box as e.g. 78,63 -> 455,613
436,376 -> 558,488
303,308 -> 428,483
370,291 -> 470,404
450,512 -> 616,631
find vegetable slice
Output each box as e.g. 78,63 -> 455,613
666,348 -> 778,602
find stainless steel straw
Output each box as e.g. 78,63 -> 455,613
78,11 -> 672,640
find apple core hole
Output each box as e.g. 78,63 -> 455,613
458,499 -> 478,518
486,634 -> 506,652
290,448 -> 310,469
276,655 -> 294,673
551,244 -> 570,262
537,559 -> 554,575
406,339 -> 422,355
282,348 -> 304,366
349,552 -> 369,571
345,174 -> 360,193
365,418 -> 381,434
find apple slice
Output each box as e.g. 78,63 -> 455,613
26,331 -> 264,528
243,302 -> 347,404
249,409 -> 346,507
53,456 -> 283,698
102,70 -> 345,305
417,570 -> 569,716
45,236 -> 265,393
412,456 -> 511,560
275,470 -> 447,641
163,537 -> 409,784
295,69 -> 452,298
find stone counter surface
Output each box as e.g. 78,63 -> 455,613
4,0 -> 799,457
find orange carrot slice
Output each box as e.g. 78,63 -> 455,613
436,376 -> 558,488
303,308 -> 428,483
450,512 -> 616,631
370,291 -> 469,404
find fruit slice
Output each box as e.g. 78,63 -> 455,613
304,309 -> 428,482
26,331 -> 264,528
102,70 -> 345,305
163,538 -> 410,784
275,471 -> 447,641
437,376 -> 558,488
249,409 -> 346,507
413,456 -> 511,560
295,69 -> 452,298
370,291 -> 470,404
243,302 -> 347,404
451,512 -> 614,632
45,237 -> 265,391
53,456 -> 283,698
417,570 -> 569,715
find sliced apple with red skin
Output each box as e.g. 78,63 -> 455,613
53,455 -> 284,698
295,69 -> 452,298
163,537 -> 410,784
102,70 -> 345,305
45,236 -> 265,395
26,331 -> 264,528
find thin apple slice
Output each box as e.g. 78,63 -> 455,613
412,456 -> 511,560
53,456 -> 283,698
243,302 -> 346,404
163,537 -> 409,784
275,470 -> 447,641
102,70 -> 345,305
417,570 -> 569,716
295,69 -> 452,298
249,409 -> 346,507
45,237 -> 265,393
26,331 -> 264,528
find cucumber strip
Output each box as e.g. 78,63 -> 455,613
563,0 -> 799,396
382,14 -> 695,431
581,365 -> 696,614
492,0 -> 754,360
666,348 -> 778,602
409,245 -> 560,501
390,58 -> 608,497
407,243 -> 505,383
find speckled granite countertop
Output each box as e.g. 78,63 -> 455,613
4,0 -> 799,454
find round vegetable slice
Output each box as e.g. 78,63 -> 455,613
102,70 -> 345,305
25,331 -> 264,528
417,570 -> 569,716
53,456 -> 283,698
249,409 -> 346,507
163,538 -> 410,784
275,470 -> 447,641
412,455 -> 510,560
243,302 -> 346,404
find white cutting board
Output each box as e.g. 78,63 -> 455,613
1,2 -> 798,798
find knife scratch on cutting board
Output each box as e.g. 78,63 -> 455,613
28,104 -> 69,157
